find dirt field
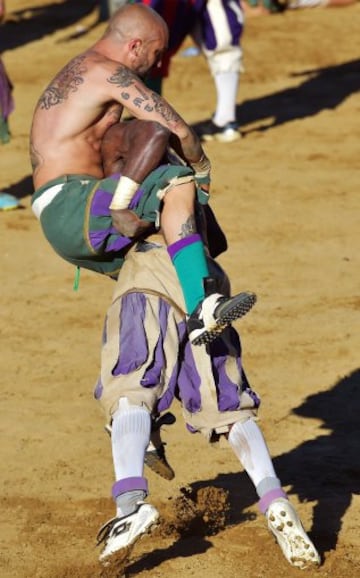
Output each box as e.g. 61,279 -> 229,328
1,1 -> 359,577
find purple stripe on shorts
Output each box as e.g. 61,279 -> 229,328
113,293 -> 148,375
129,187 -> 145,209
140,299 -> 168,388
106,233 -> 132,253
227,1 -> 244,45
157,319 -> 188,413
167,233 -> 201,260
88,229 -> 130,253
258,489 -> 288,514
246,386 -> 261,408
202,8 -> 216,50
88,229 -> 109,251
90,189 -> 113,217
178,341 -> 202,413
212,356 -> 241,412
209,330 -> 242,411
202,0 -> 243,51
112,476 -> 148,499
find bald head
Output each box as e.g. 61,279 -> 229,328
105,3 -> 168,46
96,4 -> 169,77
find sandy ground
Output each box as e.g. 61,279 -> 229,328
1,1 -> 359,577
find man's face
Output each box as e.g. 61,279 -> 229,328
135,39 -> 167,77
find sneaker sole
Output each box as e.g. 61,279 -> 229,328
144,450 -> 175,480
191,292 -> 257,346
267,500 -> 320,569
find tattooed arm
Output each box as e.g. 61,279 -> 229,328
106,64 -> 207,168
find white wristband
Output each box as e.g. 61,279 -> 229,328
109,176 -> 140,210
191,154 -> 211,179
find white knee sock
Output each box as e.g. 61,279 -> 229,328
213,71 -> 239,126
111,398 -> 151,481
111,399 -> 151,517
228,419 -> 282,493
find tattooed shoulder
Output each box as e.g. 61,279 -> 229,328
38,54 -> 88,110
107,65 -> 136,88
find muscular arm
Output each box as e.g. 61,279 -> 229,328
105,63 -> 206,166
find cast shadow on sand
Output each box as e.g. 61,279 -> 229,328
193,59 -> 360,137
2,175 -> 33,202
0,0 -> 99,52
276,367 -> 360,554
127,368 -> 359,574
123,536 -> 214,577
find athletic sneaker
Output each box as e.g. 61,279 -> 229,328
97,502 -> 159,563
196,120 -> 241,143
267,498 -> 321,569
188,291 -> 257,346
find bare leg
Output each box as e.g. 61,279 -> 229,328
160,181 -> 198,245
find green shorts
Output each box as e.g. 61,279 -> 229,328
31,165 -> 206,277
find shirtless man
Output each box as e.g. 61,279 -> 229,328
30,3 -> 256,345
